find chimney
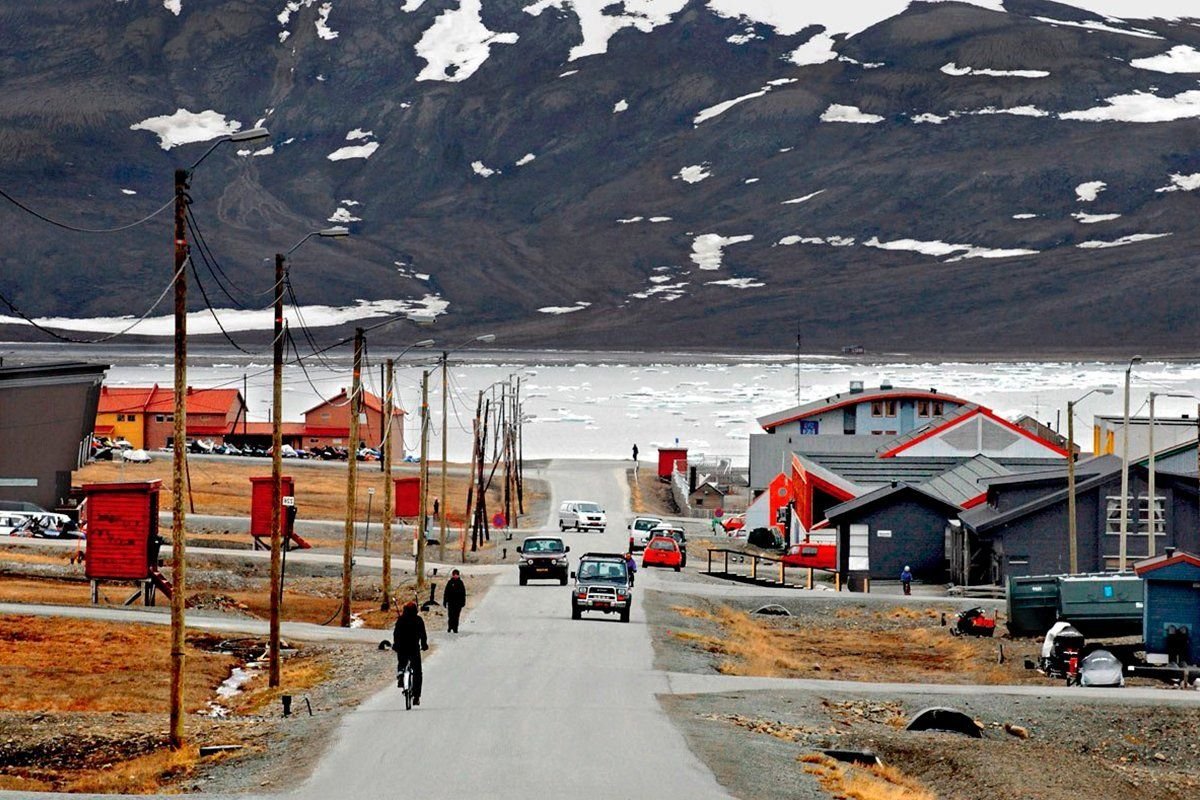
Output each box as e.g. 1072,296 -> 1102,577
1165,546 -> 1176,559
849,381 -> 864,394
880,380 -> 893,390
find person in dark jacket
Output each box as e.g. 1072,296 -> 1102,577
393,601 -> 428,704
444,569 -> 466,633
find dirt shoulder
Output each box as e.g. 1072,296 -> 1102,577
662,688 -> 1200,800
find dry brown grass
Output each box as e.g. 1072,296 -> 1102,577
0,616 -> 235,713
0,576 -> 93,605
63,745 -> 203,794
231,652 -> 333,715
0,548 -> 81,567
800,753 -> 937,800
674,605 -> 1020,684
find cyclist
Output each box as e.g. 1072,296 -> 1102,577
393,600 -> 428,705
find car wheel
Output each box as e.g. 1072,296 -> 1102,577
574,523 -> 580,531
620,608 -> 630,623
519,574 -> 527,586
571,604 -> 581,620
559,575 -> 567,586
674,565 -> 681,572
559,522 -> 565,531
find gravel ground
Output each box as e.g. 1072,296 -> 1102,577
662,688 -> 1200,800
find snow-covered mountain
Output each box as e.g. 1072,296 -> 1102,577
2,0 -> 1200,354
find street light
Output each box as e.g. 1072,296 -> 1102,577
1147,392 -> 1197,559
380,338 -> 435,612
169,125 -> 269,749
437,334 -> 496,560
1118,356 -> 1142,572
1066,385 -> 1114,574
267,225 -> 349,688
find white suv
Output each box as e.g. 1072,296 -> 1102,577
627,516 -> 664,551
558,501 -> 607,532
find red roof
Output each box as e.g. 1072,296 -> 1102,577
305,389 -> 404,417
1134,550 -> 1200,576
98,385 -> 243,417
97,385 -> 163,414
878,406 -> 1070,459
759,388 -> 970,432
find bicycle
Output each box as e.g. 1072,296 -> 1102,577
398,660 -> 415,710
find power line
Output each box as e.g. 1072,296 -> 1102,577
187,256 -> 276,356
0,186 -> 174,233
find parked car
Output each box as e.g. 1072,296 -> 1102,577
716,514 -> 745,534
121,448 -> 152,463
558,500 -> 606,532
646,524 -> 687,567
516,536 -> 570,585
642,535 -> 683,572
780,541 -> 837,570
627,515 -> 664,551
570,552 -> 631,622
5,512 -> 78,539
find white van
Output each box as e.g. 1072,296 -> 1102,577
558,501 -> 607,532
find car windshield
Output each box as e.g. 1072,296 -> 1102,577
578,561 -> 627,581
522,539 -> 564,553
577,503 -> 601,513
635,519 -> 660,531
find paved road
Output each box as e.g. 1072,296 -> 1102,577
297,459 -> 733,799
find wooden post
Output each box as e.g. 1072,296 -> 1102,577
439,353 -> 448,561
169,167 -> 189,750
416,370 -> 430,592
381,358 -> 394,610
340,328 -> 364,627
807,568 -> 813,590
268,253 -> 285,688
751,556 -> 758,582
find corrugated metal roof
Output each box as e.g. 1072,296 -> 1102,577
757,386 -> 968,431
920,455 -> 1011,506
825,481 -> 962,522
874,404 -> 980,453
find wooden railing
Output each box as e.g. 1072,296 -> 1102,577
705,547 -> 825,589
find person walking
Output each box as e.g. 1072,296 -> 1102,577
624,553 -> 638,586
444,568 -> 466,633
900,565 -> 913,596
393,601 -> 429,704
632,443 -> 639,463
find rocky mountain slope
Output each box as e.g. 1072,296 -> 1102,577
1,0 -> 1199,355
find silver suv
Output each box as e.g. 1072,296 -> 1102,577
570,553 -> 631,622
558,500 -> 607,532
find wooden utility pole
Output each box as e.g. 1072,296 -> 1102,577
416,370 -> 430,592
169,167 -> 189,749
439,353 -> 448,561
381,358 -> 395,611
464,390 -> 482,559
515,377 -> 524,515
268,252 -> 286,688
340,328 -> 364,627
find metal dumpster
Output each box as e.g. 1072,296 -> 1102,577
1006,575 -> 1061,637
1056,574 -> 1143,638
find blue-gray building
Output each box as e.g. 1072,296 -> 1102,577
1134,549 -> 1200,666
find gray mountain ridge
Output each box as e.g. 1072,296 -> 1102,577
1,0 -> 1199,356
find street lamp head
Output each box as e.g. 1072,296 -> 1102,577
1128,355 -> 1143,369
228,127 -> 270,142
475,333 -> 497,343
1096,387 -> 1115,395
413,339 -> 436,348
318,226 -> 350,238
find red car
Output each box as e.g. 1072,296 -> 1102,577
780,541 -> 836,570
641,535 -> 683,571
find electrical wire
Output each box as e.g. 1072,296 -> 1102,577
186,207 -> 256,309
0,186 -> 174,233
286,327 -> 356,408
188,256 -> 277,356
0,260 -> 185,344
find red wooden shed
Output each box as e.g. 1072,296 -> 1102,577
83,480 -> 161,581
249,476 -> 309,549
657,447 -> 688,479
394,476 -> 421,518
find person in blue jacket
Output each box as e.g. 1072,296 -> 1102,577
900,565 -> 913,595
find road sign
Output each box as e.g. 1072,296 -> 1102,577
493,512 -> 507,528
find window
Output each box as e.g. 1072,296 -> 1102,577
884,400 -> 897,417
166,415 -> 174,422
932,401 -> 945,416
1104,495 -> 1167,567
155,415 -> 165,422
116,414 -> 125,422
871,401 -> 884,417
321,412 -> 331,421
917,400 -> 930,417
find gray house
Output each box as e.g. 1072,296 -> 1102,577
825,483 -> 961,581
0,362 -> 108,510
960,456 -> 1200,584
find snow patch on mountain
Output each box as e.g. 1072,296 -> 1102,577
1077,233 -> 1172,248
1060,89 -> 1200,122
1072,212 -> 1121,223
1032,16 -> 1163,39
329,207 -> 361,223
677,164 -> 711,183
864,236 -> 1038,261
328,142 -> 379,160
789,32 -> 838,66
1156,173 -> 1200,192
821,104 -> 884,124
781,190 -> 824,205
538,301 -> 592,314
316,2 -> 338,39
524,0 -> 687,62
912,112 -> 949,124
691,233 -> 753,270
941,62 -> 1049,78
121,189 -> 137,195
613,99 -> 629,113
694,79 -> 796,126
1076,181 -> 1107,202
1131,45 -> 1200,73
707,277 -> 765,289
515,153 -> 536,166
164,0 -> 181,14
779,235 -> 855,247
1012,213 -> 1038,219
417,0 -> 518,82
471,160 -> 499,177
129,109 -> 243,150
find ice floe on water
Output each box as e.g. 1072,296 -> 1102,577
130,109 -> 243,150
691,234 -> 753,270
820,104 -> 884,124
1076,181 -> 1107,202
416,0 -> 518,82
1076,232 -> 1173,248
941,62 -> 1049,78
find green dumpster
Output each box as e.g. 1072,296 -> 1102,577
1056,574 -> 1143,638
1006,575 -> 1060,637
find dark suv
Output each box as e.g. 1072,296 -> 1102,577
571,553 -> 632,622
516,536 -> 570,585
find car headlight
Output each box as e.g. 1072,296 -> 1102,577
555,557 -> 568,565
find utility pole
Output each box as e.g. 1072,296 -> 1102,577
169,167 -> 189,749
340,328 -> 364,627
795,325 -> 802,405
268,253 -> 286,687
416,370 -> 430,592
439,352 -> 448,561
1067,400 -> 1078,575
464,390 -> 482,559
381,358 -> 395,611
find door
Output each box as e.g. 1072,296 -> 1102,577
848,524 -> 869,571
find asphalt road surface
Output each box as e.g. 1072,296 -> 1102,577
297,459 -> 732,799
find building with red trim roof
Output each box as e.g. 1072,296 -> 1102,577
96,384 -> 246,450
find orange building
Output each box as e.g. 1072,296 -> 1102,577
95,385 -> 246,450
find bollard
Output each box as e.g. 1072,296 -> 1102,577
282,695 -> 292,717
502,547 -> 507,560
